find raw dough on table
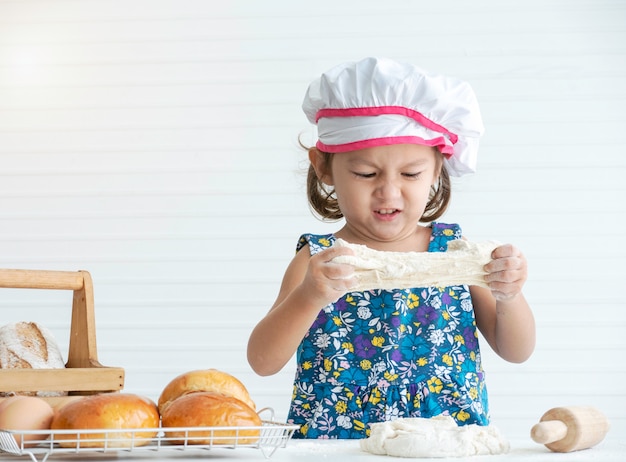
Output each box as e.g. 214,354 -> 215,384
332,238 -> 499,291
360,415 -> 509,458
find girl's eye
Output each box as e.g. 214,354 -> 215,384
403,172 -> 421,179
353,171 -> 376,178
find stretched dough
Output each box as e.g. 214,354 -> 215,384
360,415 -> 509,458
332,238 -> 499,291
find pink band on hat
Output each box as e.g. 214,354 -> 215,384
316,135 -> 454,156
315,106 -> 459,145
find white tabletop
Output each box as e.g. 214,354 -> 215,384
1,438 -> 624,462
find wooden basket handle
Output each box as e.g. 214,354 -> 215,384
0,269 -> 85,290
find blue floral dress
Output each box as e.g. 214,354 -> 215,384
286,223 -> 490,439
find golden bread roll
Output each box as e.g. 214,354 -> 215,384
158,368 -> 255,413
160,391 -> 262,445
50,393 -> 159,448
0,321 -> 66,397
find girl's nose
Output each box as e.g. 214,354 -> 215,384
375,178 -> 401,199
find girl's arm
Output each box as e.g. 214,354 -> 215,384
247,244 -> 356,376
471,244 -> 536,363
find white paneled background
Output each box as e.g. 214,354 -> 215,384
1,0 -> 625,442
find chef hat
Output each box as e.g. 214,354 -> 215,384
302,57 -> 484,177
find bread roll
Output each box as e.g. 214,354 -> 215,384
0,321 -> 66,397
50,393 -> 159,448
160,391 -> 262,445
158,369 -> 255,413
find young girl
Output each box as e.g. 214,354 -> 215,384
247,57 -> 536,439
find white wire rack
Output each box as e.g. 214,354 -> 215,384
0,419 -> 299,462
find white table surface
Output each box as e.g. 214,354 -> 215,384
1,437 -> 624,462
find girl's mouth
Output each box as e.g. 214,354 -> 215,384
375,209 -> 400,219
377,208 -> 400,214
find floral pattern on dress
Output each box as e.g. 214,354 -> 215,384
286,223 -> 490,439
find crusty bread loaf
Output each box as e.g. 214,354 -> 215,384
160,391 -> 262,445
158,369 -> 255,413
0,321 -> 66,397
50,393 -> 159,448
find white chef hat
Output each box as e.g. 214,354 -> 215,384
302,57 -> 484,177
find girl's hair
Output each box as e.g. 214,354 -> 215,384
306,147 -> 451,223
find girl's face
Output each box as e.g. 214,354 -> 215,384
314,144 -> 441,246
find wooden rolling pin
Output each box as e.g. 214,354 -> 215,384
531,406 -> 609,452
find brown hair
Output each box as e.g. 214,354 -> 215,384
306,147 -> 451,223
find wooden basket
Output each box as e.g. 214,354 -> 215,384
0,269 -> 124,404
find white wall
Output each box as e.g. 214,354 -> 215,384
1,0 -> 624,441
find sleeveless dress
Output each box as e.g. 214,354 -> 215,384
286,223 -> 490,439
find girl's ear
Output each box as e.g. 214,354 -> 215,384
308,148 -> 334,186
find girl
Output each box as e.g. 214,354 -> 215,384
247,57 -> 536,439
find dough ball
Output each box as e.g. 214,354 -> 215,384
360,416 -> 509,457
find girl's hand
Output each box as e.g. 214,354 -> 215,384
301,245 -> 357,306
484,244 -> 527,301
